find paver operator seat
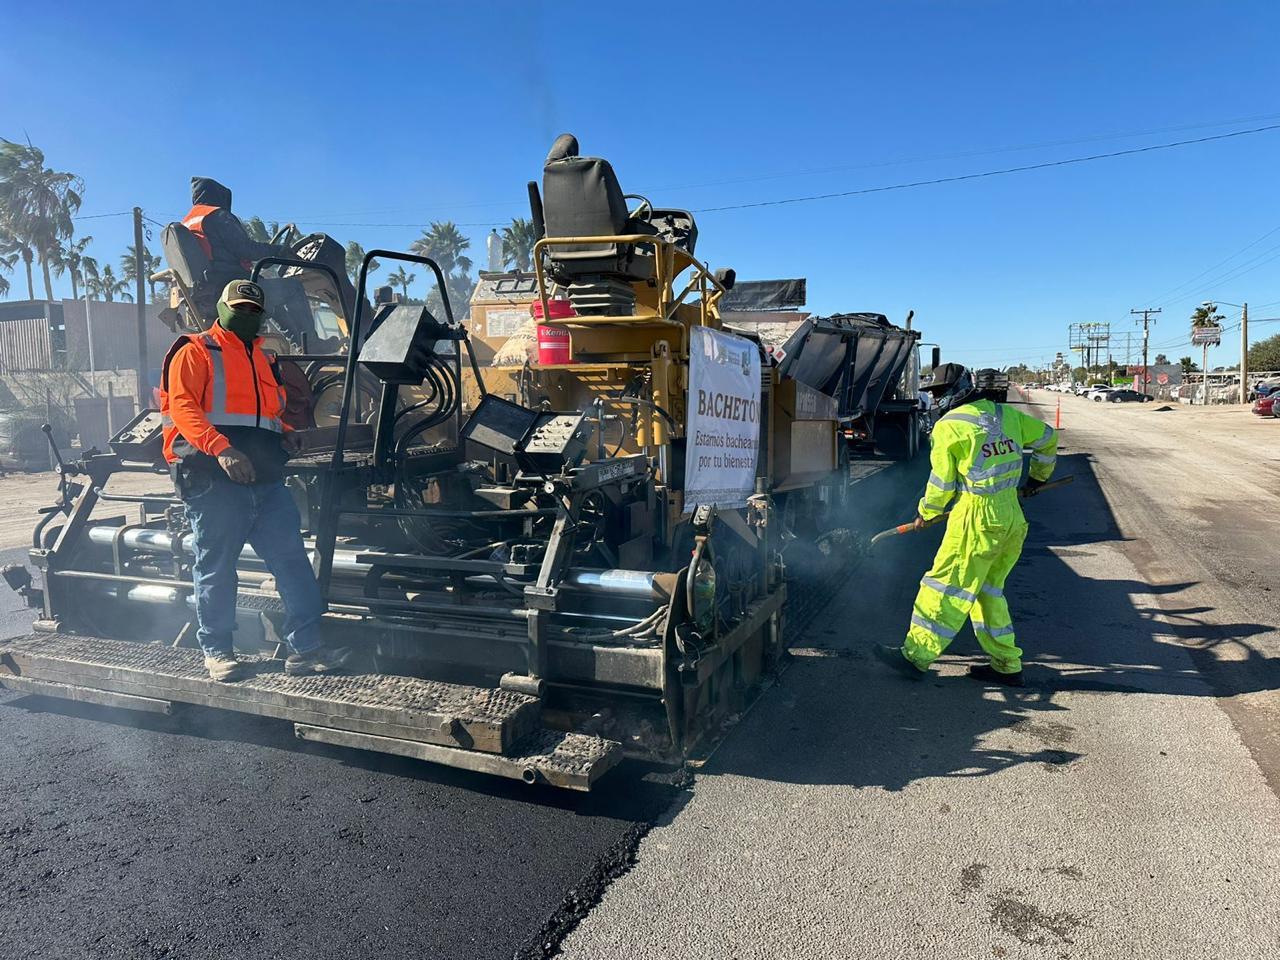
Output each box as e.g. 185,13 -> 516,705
540,133 -> 698,314
160,221 -> 218,320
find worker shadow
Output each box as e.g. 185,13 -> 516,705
710,450 -> 1280,791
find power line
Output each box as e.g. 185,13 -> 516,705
655,111 -> 1280,192
287,112 -> 1280,213
100,119 -> 1280,231
72,121 -> 1280,234
1142,224 -> 1280,307
694,122 -> 1280,214
1192,243 -> 1280,297
289,219 -> 501,229
72,210 -> 133,221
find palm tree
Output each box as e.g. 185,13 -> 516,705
501,217 -> 536,272
121,244 -> 163,302
410,221 -> 472,278
245,216 -> 302,248
0,220 -> 36,299
431,272 -> 475,320
411,222 -> 475,319
1191,303 -> 1224,328
0,139 -> 83,300
245,216 -> 269,243
344,241 -> 380,285
0,238 -> 17,299
86,263 -> 132,303
52,235 -> 94,300
386,266 -> 415,299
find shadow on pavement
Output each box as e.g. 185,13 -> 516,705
709,451 -> 1280,791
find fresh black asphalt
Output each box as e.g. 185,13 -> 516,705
0,545 -> 683,960
0,460 -> 918,960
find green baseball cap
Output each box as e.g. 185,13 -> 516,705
219,279 -> 265,310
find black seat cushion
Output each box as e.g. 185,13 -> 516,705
542,155 -> 655,282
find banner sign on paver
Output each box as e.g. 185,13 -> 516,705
684,326 -> 761,512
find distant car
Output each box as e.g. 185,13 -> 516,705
0,409 -> 73,471
1253,380 -> 1280,399
1252,395 -> 1276,417
1105,389 -> 1153,403
1086,386 -> 1114,401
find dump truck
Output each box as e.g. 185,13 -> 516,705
0,135 -> 937,791
974,367 -> 1010,403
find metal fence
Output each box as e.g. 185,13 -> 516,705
0,369 -> 139,472
1166,370 -> 1280,405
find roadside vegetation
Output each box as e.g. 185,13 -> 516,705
0,136 -> 536,309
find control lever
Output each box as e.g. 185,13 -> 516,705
39,424 -> 90,515
41,423 -> 67,474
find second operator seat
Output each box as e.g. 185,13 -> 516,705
539,134 -> 662,315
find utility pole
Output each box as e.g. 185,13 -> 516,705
84,282 -> 96,396
133,207 -> 148,407
1131,307 -> 1161,396
1203,339 -> 1210,404
1240,302 -> 1249,403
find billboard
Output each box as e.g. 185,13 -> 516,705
1131,363 -> 1181,387
1191,324 -> 1223,346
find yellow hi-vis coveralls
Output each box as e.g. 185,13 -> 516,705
903,399 -> 1058,673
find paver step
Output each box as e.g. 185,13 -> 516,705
0,632 -> 624,790
0,632 -> 536,754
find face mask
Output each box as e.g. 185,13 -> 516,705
216,301 -> 263,340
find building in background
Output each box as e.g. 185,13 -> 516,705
0,299 -> 178,463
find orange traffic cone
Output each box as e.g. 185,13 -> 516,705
1055,397 -> 1061,429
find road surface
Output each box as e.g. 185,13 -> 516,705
3,396 -> 1280,958
560,394 -> 1280,959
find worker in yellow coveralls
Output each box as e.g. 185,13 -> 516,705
879,364 -> 1057,686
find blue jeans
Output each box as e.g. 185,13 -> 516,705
182,472 -> 324,658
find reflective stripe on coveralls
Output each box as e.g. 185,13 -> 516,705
903,399 -> 1057,674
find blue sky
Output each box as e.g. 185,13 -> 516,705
3,0 -> 1279,370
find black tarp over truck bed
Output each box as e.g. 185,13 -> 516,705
775,313 -> 918,421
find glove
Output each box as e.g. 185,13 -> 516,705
911,515 -> 928,531
217,447 -> 256,484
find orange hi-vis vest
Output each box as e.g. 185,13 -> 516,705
160,323 -> 287,464
182,204 -> 220,260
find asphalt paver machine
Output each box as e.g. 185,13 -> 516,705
0,136 -> 906,790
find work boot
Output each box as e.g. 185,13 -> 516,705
872,644 -> 927,680
967,663 -> 1024,687
285,644 -> 355,676
204,653 -> 243,682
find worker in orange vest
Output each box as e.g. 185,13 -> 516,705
183,178 -> 290,318
160,279 -> 350,681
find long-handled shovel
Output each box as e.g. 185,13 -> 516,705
869,475 -> 1075,547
